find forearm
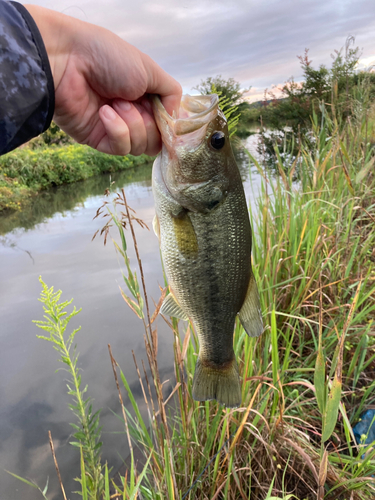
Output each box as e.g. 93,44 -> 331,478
0,1 -> 54,155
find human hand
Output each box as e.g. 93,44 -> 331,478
24,5 -> 181,156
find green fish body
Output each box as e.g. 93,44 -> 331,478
152,94 -> 263,407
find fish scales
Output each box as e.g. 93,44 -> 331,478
152,94 -> 263,407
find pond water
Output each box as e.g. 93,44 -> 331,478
0,133 -> 263,500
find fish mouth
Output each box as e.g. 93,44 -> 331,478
152,94 -> 219,150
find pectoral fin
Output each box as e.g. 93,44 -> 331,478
239,272 -> 263,337
172,211 -> 198,257
160,293 -> 189,321
153,215 -> 160,240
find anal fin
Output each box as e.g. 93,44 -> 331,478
160,292 -> 189,321
239,271 -> 263,337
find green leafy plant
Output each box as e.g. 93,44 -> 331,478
210,83 -> 241,138
195,75 -> 254,137
34,277 -> 104,499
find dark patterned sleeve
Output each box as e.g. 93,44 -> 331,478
0,1 -> 55,155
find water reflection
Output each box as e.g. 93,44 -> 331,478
0,164 -> 160,500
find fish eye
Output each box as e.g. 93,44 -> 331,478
210,131 -> 225,150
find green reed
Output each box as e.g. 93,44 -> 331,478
97,99 -> 375,499
20,92 -> 375,499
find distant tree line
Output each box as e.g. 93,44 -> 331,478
260,36 -> 375,134
197,37 -> 375,149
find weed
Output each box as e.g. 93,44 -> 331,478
34,277 -> 104,499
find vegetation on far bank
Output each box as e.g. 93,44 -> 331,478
0,142 -> 152,213
0,162 -> 153,236
195,74 -> 262,137
199,39 -> 375,147
257,38 -> 375,157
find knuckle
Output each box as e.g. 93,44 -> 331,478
116,141 -> 131,156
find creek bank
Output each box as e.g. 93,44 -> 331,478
0,143 -> 153,213
0,163 -> 154,235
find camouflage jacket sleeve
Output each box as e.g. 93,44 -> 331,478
0,1 -> 54,155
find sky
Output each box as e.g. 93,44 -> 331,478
21,0 -> 375,102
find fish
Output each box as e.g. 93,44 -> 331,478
152,94 -> 263,408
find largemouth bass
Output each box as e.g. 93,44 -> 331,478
152,94 -> 263,408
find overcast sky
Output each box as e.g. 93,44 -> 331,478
22,0 -> 375,101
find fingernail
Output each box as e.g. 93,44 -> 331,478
117,100 -> 132,112
102,105 -> 116,120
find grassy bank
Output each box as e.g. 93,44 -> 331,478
0,143 -> 152,212
24,103 -> 375,500
0,163 -> 153,235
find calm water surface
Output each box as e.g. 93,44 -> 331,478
0,135 -> 263,500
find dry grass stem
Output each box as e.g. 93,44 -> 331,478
48,430 -> 68,500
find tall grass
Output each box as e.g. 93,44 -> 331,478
105,106 -> 375,499
25,99 -> 375,499
34,279 -> 104,499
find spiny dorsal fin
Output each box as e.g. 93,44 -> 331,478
160,293 -> 189,321
239,271 -> 263,337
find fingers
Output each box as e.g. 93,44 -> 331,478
161,90 -> 182,119
136,98 -> 162,156
141,54 -> 182,117
97,105 -> 131,155
112,100 -> 146,156
97,101 -> 161,156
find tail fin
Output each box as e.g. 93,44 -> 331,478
192,358 -> 241,408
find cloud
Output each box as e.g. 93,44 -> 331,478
22,0 -> 375,97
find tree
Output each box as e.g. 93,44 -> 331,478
28,121 -> 72,148
194,76 -> 255,137
257,38 -> 375,161
194,75 -> 247,106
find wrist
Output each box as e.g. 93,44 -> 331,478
23,5 -> 78,90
